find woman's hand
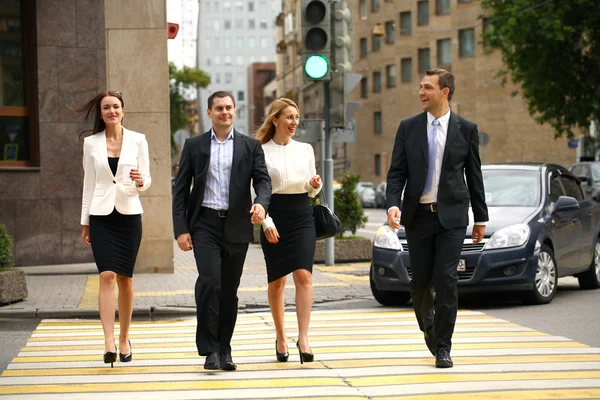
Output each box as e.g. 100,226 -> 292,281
264,227 -> 280,244
130,168 -> 143,187
81,225 -> 91,245
309,175 -> 321,189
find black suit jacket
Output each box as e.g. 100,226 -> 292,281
172,129 -> 272,243
385,111 -> 488,229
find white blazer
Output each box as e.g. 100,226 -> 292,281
80,128 -> 152,225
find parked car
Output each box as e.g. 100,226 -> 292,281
370,163 -> 600,306
569,161 -> 600,202
375,181 -> 387,208
359,186 -> 377,208
357,182 -> 374,195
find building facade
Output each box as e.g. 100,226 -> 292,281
196,0 -> 280,135
0,0 -> 173,271
346,0 -> 576,184
247,62 -> 275,133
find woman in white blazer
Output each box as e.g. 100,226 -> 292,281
74,91 -> 151,367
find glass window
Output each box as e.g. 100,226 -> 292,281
205,38 -> 211,49
236,37 -> 244,48
206,58 -> 212,66
238,91 -> 244,101
417,1 -> 429,26
236,73 -> 244,85
373,71 -> 381,93
236,56 -> 244,65
360,38 -> 367,58
260,20 -> 268,29
360,0 -> 367,18
418,48 -> 430,73
437,38 -> 452,66
225,73 -> 233,84
224,56 -> 232,66
248,19 -> 255,29
224,1 -> 231,9
249,55 -> 256,63
437,0 -> 450,15
249,37 -> 256,48
248,2 -> 255,12
235,1 -> 243,12
260,37 -> 268,48
224,20 -> 231,29
375,154 -> 382,176
361,77 -> 368,99
215,73 -> 221,83
385,21 -> 395,44
561,176 -> 584,201
374,112 -> 382,134
214,21 -> 220,31
235,19 -> 243,29
238,105 -> 246,119
483,169 -> 542,206
224,38 -> 231,48
401,58 -> 412,82
214,1 -> 219,11
459,28 -> 475,57
260,55 -> 268,62
1,0 -> 37,166
372,0 -> 379,12
386,64 -> 396,88
372,34 -> 381,52
400,12 -> 411,35
458,0 -> 473,3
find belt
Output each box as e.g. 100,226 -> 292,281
201,207 -> 228,218
419,203 -> 438,212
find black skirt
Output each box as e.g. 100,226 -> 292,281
261,193 -> 316,282
89,208 -> 142,278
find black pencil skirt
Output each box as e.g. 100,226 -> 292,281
89,208 -> 142,278
261,193 -> 316,283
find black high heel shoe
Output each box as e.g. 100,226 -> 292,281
119,340 -> 132,363
275,340 -> 289,362
103,343 -> 117,368
296,341 -> 314,364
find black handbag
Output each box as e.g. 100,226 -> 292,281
313,196 -> 341,240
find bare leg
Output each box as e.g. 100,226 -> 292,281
293,269 -> 313,353
268,276 -> 288,353
98,271 -> 117,353
116,275 -> 134,354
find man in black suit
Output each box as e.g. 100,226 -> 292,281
386,69 -> 488,368
172,91 -> 271,371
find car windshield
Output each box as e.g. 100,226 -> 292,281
591,164 -> 600,181
483,169 -> 541,207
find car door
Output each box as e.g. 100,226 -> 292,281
548,172 -> 580,274
560,175 -> 595,270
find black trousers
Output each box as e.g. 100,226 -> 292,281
405,207 -> 466,352
191,210 -> 249,356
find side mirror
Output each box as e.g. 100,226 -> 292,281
553,195 -> 579,212
578,175 -> 588,183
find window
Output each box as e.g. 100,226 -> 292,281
360,38 -> 368,58
215,73 -> 221,84
361,77 -> 368,98
374,112 -> 382,134
249,37 -> 256,48
235,1 -> 243,12
385,21 -> 395,44
437,0 -> 450,15
549,174 -> 565,202
224,1 -> 231,9
375,154 -> 382,176
206,58 -> 212,66
482,18 -> 496,49
205,38 -> 211,49
224,56 -> 232,66
459,28 -> 475,57
260,37 -> 268,48
236,56 -> 244,65
372,0 -> 379,12
561,176 -> 584,201
418,48 -> 430,73
236,37 -> 244,48
360,0 -> 367,18
248,2 -> 255,11
372,34 -> 381,52
224,38 -> 231,48
213,21 -> 220,30
248,19 -> 255,29
238,91 -> 244,101
458,0 -> 473,3
237,105 -> 245,119
236,73 -> 244,85
260,20 -> 268,29
224,20 -> 231,30
235,19 -> 243,29
417,1 -> 429,26
401,58 -> 412,82
373,71 -> 381,93
386,64 -> 396,88
437,38 -> 452,66
225,73 -> 233,83
400,12 -> 411,35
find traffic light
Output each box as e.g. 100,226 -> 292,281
301,0 -> 331,82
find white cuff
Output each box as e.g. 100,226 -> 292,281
262,215 -> 275,230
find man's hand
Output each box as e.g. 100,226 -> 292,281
387,207 -> 401,229
472,225 -> 486,244
264,227 -> 280,244
81,225 -> 91,245
250,203 -> 266,224
177,233 -> 193,251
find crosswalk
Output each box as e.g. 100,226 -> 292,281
2,308 -> 600,399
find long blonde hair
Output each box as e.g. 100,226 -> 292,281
255,98 -> 299,144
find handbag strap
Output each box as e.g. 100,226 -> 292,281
319,191 -> 331,207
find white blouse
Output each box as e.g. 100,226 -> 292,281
261,138 -> 322,230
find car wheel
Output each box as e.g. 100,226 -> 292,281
522,244 -> 558,305
578,241 -> 600,290
369,276 -> 411,306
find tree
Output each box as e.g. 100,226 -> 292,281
169,62 -> 211,153
0,222 -> 13,270
481,0 -> 600,139
334,173 -> 367,238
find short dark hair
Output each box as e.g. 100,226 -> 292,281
425,68 -> 455,101
207,91 -> 236,109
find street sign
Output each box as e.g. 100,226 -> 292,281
331,119 -> 356,142
294,119 -> 322,143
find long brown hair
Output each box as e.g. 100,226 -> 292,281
254,98 -> 299,144
70,91 -> 125,138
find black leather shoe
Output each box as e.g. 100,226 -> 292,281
219,353 -> 237,371
424,326 -> 436,356
435,349 -> 453,368
204,352 -> 220,370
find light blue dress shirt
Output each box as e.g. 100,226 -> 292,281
201,128 -> 234,210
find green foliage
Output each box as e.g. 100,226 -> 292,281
334,173 -> 367,238
481,0 -> 600,139
0,222 -> 14,269
169,62 -> 211,153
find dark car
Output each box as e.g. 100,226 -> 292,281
370,163 -> 600,306
569,161 -> 600,202
375,181 -> 387,208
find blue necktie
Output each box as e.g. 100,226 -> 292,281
423,118 -> 439,195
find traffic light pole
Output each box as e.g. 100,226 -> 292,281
323,80 -> 335,266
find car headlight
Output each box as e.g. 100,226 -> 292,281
374,225 -> 402,250
485,223 -> 530,249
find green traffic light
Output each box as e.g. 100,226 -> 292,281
304,54 -> 329,79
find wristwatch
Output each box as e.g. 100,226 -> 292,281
136,176 -> 144,188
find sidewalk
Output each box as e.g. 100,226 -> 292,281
0,241 -> 372,318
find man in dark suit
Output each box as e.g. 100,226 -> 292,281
172,91 -> 271,371
386,69 -> 488,368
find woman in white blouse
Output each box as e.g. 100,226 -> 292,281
255,98 -> 322,364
